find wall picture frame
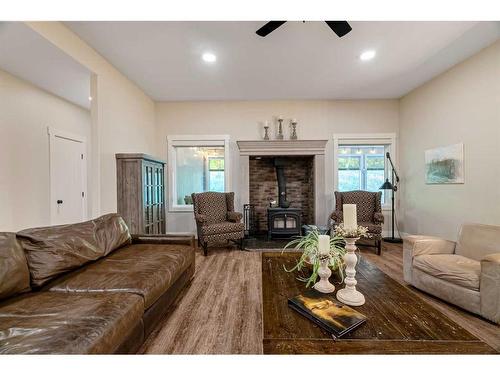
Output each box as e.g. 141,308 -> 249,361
425,143 -> 464,184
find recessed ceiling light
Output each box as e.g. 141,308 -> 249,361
88,96 -> 93,101
360,50 -> 376,61
202,52 -> 217,63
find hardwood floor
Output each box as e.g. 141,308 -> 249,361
139,247 -> 263,354
139,242 -> 500,354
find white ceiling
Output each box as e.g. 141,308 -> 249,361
65,21 -> 500,101
0,22 -> 91,109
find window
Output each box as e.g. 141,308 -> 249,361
337,145 -> 386,201
208,157 -> 225,191
333,133 -> 397,208
167,136 -> 230,211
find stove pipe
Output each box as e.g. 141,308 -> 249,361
274,158 -> 289,208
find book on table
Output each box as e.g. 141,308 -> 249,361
288,289 -> 367,340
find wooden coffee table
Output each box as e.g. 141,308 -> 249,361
262,252 -> 495,354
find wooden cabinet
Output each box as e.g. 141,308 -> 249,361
116,153 -> 166,234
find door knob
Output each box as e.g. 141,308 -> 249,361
57,200 -> 63,204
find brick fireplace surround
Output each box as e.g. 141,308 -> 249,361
237,140 -> 328,229
249,156 -> 314,232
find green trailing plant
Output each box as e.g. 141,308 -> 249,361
282,228 -> 347,288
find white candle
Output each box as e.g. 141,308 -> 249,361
292,118 -> 297,123
343,204 -> 357,231
318,235 -> 330,255
278,115 -> 283,121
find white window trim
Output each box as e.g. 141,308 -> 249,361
167,135 -> 231,212
333,133 -> 397,211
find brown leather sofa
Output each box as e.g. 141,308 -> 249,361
0,214 -> 195,354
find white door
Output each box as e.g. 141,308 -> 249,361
49,130 -> 87,225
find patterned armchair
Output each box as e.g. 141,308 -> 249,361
191,192 -> 244,256
330,191 -> 384,255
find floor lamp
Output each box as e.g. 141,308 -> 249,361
380,152 -> 403,243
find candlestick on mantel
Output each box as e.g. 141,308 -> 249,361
343,204 -> 357,231
318,235 -> 330,256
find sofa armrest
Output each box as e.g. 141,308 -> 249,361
330,210 -> 343,224
373,212 -> 384,224
403,235 -> 456,257
480,253 -> 500,323
227,211 -> 243,222
131,233 -> 195,247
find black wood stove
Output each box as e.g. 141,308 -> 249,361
267,157 -> 302,239
267,207 -> 302,239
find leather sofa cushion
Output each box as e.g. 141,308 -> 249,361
49,243 -> 195,309
413,254 -> 480,291
17,214 -> 131,288
0,233 -> 31,300
201,221 -> 245,236
0,292 -> 143,354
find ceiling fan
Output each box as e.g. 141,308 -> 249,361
256,21 -> 352,38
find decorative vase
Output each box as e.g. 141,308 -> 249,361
336,237 -> 365,306
313,258 -> 336,293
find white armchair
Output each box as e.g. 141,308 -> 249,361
403,223 -> 500,324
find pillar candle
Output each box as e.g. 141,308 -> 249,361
318,235 -> 330,255
343,204 -> 357,231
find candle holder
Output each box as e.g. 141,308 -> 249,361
336,237 -> 365,306
290,120 -> 298,140
263,125 -> 270,140
276,118 -> 284,140
313,257 -> 336,293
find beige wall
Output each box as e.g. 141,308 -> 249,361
26,22 -> 157,216
0,69 -> 91,231
155,100 -> 399,233
399,40 -> 500,240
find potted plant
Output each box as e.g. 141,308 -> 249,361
283,228 -> 346,288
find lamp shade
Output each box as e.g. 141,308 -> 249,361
379,178 -> 394,190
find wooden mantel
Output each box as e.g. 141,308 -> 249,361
236,140 -> 328,156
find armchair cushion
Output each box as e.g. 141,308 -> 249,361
456,223 -> 500,261
336,191 -> 382,222
227,212 -> 242,222
192,192 -> 244,249
194,192 -> 227,224
201,222 -> 245,236
414,254 -> 480,291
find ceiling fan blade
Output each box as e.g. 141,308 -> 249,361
256,21 -> 287,37
325,21 -> 352,37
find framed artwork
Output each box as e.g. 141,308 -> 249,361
425,143 -> 464,184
